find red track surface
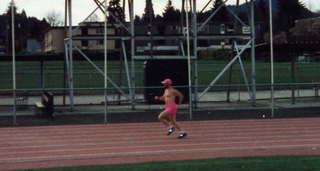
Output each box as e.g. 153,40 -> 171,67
1,118 -> 320,170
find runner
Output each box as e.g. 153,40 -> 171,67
155,78 -> 187,139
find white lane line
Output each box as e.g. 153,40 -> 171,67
1,127 -> 320,148
1,137 -> 320,159
0,143 -> 319,165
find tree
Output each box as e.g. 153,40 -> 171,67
212,0 -> 230,22
108,0 -> 125,23
45,10 -> 63,27
162,0 -> 180,23
5,2 -> 17,16
315,10 -> 320,17
134,15 -> 142,24
254,0 -> 269,41
142,0 -> 155,24
1,3 -> 49,54
255,0 -> 268,22
276,0 -> 313,32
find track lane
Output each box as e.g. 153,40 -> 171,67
1,118 -> 320,170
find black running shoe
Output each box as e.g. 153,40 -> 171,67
178,132 -> 187,139
167,127 -> 175,135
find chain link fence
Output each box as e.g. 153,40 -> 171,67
0,59 -> 319,126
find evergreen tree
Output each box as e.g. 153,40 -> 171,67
1,3 -> 49,54
255,0 -> 268,22
162,0 -> 180,23
142,0 -> 155,24
276,0 -> 312,32
108,0 -> 125,23
255,0 -> 269,40
212,0 -> 230,22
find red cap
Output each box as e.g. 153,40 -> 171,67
161,78 -> 172,86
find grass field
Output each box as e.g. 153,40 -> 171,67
21,155 -> 320,171
0,60 -> 319,90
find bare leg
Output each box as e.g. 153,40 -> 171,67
169,114 -> 187,138
158,111 -> 170,127
168,114 -> 183,131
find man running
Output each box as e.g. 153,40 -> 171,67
154,78 -> 187,139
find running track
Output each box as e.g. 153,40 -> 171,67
1,118 -> 320,170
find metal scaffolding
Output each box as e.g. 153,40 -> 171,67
62,0 -> 257,121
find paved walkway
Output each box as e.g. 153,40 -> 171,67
0,89 -> 319,105
0,89 -> 319,120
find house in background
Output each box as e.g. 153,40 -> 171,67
44,27 -> 65,53
44,22 -> 116,54
290,17 -> 320,37
26,39 -> 42,53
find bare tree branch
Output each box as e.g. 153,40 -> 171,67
46,10 -> 64,26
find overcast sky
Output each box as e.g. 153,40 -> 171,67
1,0 -> 319,24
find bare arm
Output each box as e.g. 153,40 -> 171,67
154,95 -> 165,101
174,89 -> 184,105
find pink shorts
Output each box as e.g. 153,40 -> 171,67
165,102 -> 178,116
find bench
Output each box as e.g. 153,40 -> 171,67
35,91 -> 54,118
16,92 -> 29,109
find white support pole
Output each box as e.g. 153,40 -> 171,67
121,40 -> 133,102
68,0 -> 74,110
250,0 -> 256,106
179,41 -> 186,56
11,0 -> 17,125
130,0 -> 136,110
192,0 -> 198,108
269,0 -> 275,118
64,41 -> 71,89
104,0 -> 108,123
185,0 -> 193,120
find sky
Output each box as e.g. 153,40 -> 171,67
1,0 -> 319,24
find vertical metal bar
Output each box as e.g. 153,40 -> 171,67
130,0 -> 136,109
63,0 -> 68,106
118,49 -> 124,104
291,59 -> 296,104
181,0 -> 185,34
68,0 -> 74,110
122,0 -> 126,16
104,0 -> 108,123
63,55 -> 67,105
40,59 -> 44,89
250,0 -> 256,106
11,0 -> 17,126
192,0 -> 198,109
179,41 -> 186,56
64,42 -> 71,92
121,40 -> 133,102
185,0 -> 193,120
269,0 -> 275,118
226,60 -> 233,102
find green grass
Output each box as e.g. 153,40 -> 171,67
1,60 -> 320,90
21,155 -> 320,171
